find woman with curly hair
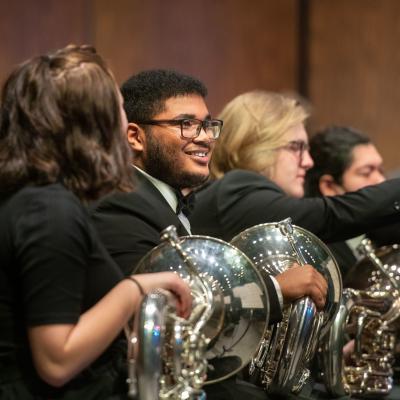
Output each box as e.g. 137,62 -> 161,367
0,45 -> 191,399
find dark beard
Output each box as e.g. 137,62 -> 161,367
142,131 -> 209,190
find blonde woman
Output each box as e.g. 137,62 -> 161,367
190,90 -> 400,243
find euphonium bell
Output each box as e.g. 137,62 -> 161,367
231,218 -> 342,395
128,225 -> 270,399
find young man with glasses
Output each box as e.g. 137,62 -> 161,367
92,69 -> 220,271
92,70 -> 273,400
91,71 -> 329,400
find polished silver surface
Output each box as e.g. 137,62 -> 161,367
319,288 -> 395,397
231,219 -> 342,394
133,232 -> 270,386
134,290 -> 175,400
320,240 -> 400,397
319,288 -> 355,397
346,243 -> 400,325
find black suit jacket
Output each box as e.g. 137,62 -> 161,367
91,173 -> 271,399
190,170 -> 400,322
92,171 -> 282,324
190,169 -> 400,243
91,172 -> 189,275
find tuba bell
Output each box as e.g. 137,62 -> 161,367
319,239 -> 400,397
231,218 -> 342,395
127,225 -> 270,399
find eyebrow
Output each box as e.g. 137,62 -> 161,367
173,113 -> 212,120
354,164 -> 383,172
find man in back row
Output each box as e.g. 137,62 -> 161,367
91,69 -> 328,399
305,125 -> 400,278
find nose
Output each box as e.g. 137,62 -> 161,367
371,170 -> 385,185
193,126 -> 215,143
301,149 -> 314,170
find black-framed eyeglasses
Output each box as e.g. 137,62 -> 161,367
281,140 -> 310,159
136,118 -> 223,139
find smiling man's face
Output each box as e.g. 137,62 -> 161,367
140,94 -> 215,189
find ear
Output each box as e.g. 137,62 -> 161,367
319,174 -> 344,196
127,122 -> 146,153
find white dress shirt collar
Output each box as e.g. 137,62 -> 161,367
135,166 -> 178,212
134,166 -> 192,234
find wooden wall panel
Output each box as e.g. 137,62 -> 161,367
308,0 -> 400,172
2,1 -> 399,171
93,0 -> 299,115
0,0 -> 92,85
0,0 -> 298,116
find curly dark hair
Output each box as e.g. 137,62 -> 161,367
305,125 -> 371,196
0,45 -> 133,201
121,69 -> 208,122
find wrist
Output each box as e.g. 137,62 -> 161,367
126,276 -> 145,296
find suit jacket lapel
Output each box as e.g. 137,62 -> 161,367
135,171 -> 191,236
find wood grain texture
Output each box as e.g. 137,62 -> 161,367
1,1 -> 399,172
92,0 -> 298,115
308,0 -> 400,172
0,0 -> 91,84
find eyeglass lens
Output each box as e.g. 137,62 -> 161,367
181,119 -> 221,139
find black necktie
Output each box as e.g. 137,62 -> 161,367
175,190 -> 196,218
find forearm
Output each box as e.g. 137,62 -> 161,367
29,278 -> 141,387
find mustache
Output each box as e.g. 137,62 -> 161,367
186,143 -> 213,152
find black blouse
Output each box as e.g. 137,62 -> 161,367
0,184 -> 125,398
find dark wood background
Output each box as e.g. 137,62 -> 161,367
1,0 -> 399,172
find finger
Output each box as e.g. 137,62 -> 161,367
306,268 -> 328,295
180,291 -> 192,319
315,269 -> 328,288
311,276 -> 327,298
170,279 -> 192,319
309,285 -> 326,310
178,295 -> 192,319
290,262 -> 301,268
315,274 -> 328,298
313,295 -> 325,310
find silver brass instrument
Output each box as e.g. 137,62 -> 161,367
126,288 -> 208,399
231,218 -> 342,395
128,225 -> 270,399
320,239 -> 400,397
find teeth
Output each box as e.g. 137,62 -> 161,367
192,152 -> 206,157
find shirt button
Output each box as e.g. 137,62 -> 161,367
394,201 -> 400,211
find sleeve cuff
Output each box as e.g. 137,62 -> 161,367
270,275 -> 283,310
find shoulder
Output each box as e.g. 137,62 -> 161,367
199,170 -> 281,197
7,184 -> 93,250
90,176 -> 177,235
92,178 -> 163,214
223,169 -> 280,187
9,184 -> 84,218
